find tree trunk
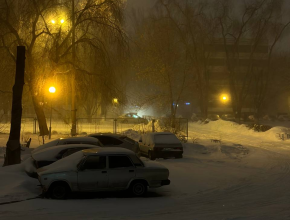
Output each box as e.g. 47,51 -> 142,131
3,46 -> 25,166
31,92 -> 49,136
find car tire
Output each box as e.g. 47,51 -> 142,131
148,151 -> 155,160
49,183 -> 70,200
130,181 -> 147,197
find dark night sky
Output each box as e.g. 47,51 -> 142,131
126,0 -> 157,10
125,0 -> 290,52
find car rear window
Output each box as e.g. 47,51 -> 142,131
129,155 -> 144,167
120,137 -> 135,145
96,136 -> 123,145
154,134 -> 180,144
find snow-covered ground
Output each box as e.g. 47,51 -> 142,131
0,120 -> 290,219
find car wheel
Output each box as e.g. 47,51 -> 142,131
130,181 -> 147,197
50,183 -> 70,200
148,151 -> 155,160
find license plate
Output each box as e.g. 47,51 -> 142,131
162,148 -> 173,151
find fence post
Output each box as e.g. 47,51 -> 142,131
186,118 -> 188,141
152,119 -> 155,132
113,119 -> 117,134
33,118 -> 37,134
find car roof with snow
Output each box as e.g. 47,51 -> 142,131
88,133 -> 126,138
32,137 -> 101,154
142,132 -> 181,145
58,137 -> 100,141
32,144 -> 101,161
82,147 -> 135,156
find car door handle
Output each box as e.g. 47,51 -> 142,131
129,170 -> 134,173
102,171 -> 107,174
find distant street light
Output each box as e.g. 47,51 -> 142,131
49,86 -> 56,93
113,98 -> 118,104
61,19 -> 65,24
220,94 -> 229,103
51,19 -> 55,24
49,86 -> 56,139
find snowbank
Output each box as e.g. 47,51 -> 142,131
189,120 -> 290,142
0,161 -> 40,204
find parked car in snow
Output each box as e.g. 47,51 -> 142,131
32,137 -> 102,154
220,114 -> 236,122
32,144 -> 102,169
37,148 -> 170,199
139,132 -> 183,160
88,133 -> 140,154
118,113 -> 148,124
206,114 -> 220,121
277,114 -> 290,121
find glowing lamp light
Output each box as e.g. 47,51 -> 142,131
220,94 -> 229,102
60,19 -> 64,24
49,86 -> 56,93
185,102 -> 191,106
113,98 -> 118,104
51,20 -> 55,24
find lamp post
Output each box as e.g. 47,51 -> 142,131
49,86 -> 56,139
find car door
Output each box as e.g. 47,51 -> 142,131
108,155 -> 136,189
77,155 -> 108,192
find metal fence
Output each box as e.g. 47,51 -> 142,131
0,117 -> 188,141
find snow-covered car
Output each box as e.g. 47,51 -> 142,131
88,133 -> 140,154
32,144 -> 101,169
139,132 -> 183,160
37,148 -> 170,199
118,113 -> 148,124
32,137 -> 102,154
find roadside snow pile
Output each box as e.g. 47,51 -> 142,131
184,142 -> 249,160
189,120 -> 289,141
264,126 -> 290,140
0,161 -> 40,204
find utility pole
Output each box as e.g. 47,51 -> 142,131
71,0 -> 77,136
3,46 -> 25,166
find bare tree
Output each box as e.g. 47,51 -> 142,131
217,0 -> 290,122
159,0 -> 219,119
131,9 -> 190,127
0,0 -> 127,136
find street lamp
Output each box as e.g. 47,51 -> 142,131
49,86 -> 56,139
220,94 -> 229,103
113,98 -> 118,104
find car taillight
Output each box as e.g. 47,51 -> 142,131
175,147 -> 183,150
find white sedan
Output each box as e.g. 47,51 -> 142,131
37,148 -> 170,199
